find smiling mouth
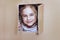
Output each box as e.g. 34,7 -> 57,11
27,21 -> 32,23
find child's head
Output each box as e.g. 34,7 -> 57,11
19,4 -> 38,28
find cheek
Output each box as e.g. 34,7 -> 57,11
23,17 -> 27,22
31,16 -> 36,21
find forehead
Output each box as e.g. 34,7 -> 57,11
23,6 -> 33,13
22,6 -> 35,15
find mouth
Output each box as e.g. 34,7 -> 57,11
27,21 -> 32,23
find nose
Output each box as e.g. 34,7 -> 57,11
27,16 -> 30,20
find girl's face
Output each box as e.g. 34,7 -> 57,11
22,6 -> 37,27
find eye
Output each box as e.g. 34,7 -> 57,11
30,13 -> 34,16
23,15 -> 27,17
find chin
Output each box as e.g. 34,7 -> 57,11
27,24 -> 33,27
26,23 -> 34,27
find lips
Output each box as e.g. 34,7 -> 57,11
27,21 -> 32,23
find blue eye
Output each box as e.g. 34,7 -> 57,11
23,15 -> 27,17
30,13 -> 34,16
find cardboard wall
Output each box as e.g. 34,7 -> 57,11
0,0 -> 60,40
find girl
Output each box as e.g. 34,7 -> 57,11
19,4 -> 38,32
